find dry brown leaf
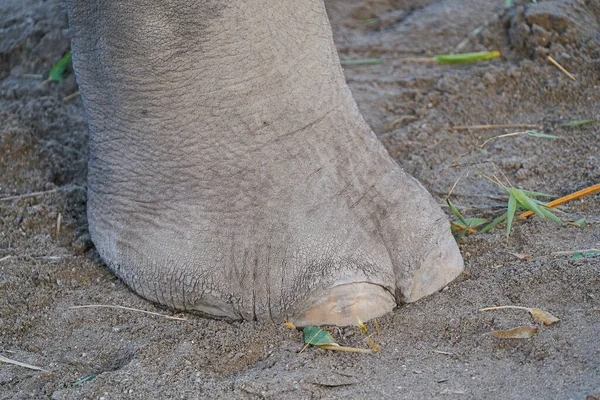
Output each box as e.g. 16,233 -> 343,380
527,308 -> 560,326
491,325 -> 538,339
479,305 -> 560,326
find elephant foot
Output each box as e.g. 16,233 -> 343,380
67,0 -> 463,325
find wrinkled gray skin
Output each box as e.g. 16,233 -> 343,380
66,0 -> 464,326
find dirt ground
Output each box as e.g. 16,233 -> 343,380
1,0 -> 599,398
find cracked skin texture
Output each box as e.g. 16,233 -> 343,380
66,0 -> 463,325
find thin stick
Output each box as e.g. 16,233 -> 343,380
63,91 -> 81,102
480,131 -> 525,148
547,56 -> 576,81
450,124 -> 538,131
432,350 -> 455,355
520,183 -> 600,218
0,189 -> 58,202
56,213 -> 62,238
0,255 -> 11,262
450,221 -> 477,233
0,355 -> 47,372
69,305 -> 187,321
317,344 -> 372,354
447,175 -> 462,197
479,305 -> 530,312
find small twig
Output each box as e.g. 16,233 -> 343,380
0,355 -> 47,372
479,131 -> 525,148
520,183 -> 600,218
547,55 -> 576,81
56,213 -> 62,238
317,344 -> 372,354
0,255 -> 11,262
63,91 -> 81,102
432,350 -> 455,355
0,189 -> 58,202
69,304 -> 187,321
19,73 -> 44,79
450,124 -> 538,131
450,221 -> 477,233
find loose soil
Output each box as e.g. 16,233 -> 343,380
1,0 -> 599,399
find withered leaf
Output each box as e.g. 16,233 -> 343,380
491,325 -> 538,339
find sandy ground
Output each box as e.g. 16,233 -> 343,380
1,0 -> 599,398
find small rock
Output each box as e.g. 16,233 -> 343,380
51,391 -> 65,400
73,233 -> 92,255
483,72 -> 496,85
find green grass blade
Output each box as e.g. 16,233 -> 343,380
446,198 -> 467,225
562,119 -> 595,127
480,212 -> 507,233
48,51 -> 72,82
525,130 -> 559,139
512,188 -> 545,217
506,192 -> 517,238
519,190 -> 556,198
340,58 -> 384,66
463,217 -> 488,228
512,188 -> 561,224
434,51 -> 500,64
536,204 -> 562,223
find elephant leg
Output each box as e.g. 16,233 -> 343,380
66,0 -> 463,326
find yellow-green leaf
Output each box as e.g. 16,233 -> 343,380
434,51 -> 500,64
49,51 -> 72,82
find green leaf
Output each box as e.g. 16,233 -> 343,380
562,119 -> 595,127
434,51 -> 500,64
48,51 -> 72,82
340,58 -> 384,66
525,130 -> 559,139
303,326 -> 334,346
536,205 -> 562,224
480,212 -> 507,233
72,374 -> 96,387
504,0 -> 514,7
463,217 -> 488,228
446,198 -> 467,226
519,190 -> 556,198
513,189 -> 561,223
506,192 -> 517,238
